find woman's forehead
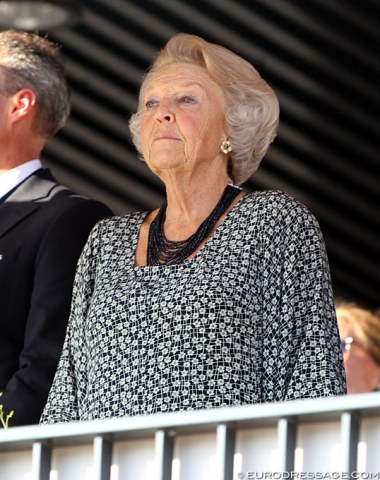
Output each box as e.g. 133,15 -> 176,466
141,63 -> 220,95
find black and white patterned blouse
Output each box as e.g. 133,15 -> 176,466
40,191 -> 346,423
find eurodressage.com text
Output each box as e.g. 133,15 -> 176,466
238,472 -> 380,479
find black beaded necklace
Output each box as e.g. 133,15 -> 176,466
147,183 -> 243,266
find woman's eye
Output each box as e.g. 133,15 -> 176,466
178,95 -> 196,104
145,99 -> 158,109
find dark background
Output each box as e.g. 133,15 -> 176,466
37,0 -> 379,308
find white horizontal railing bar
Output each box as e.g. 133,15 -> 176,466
1,393 -> 380,450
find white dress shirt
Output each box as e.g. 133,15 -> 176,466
0,159 -> 42,199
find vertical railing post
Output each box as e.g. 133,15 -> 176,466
277,417 -> 296,473
341,412 -> 359,478
32,441 -> 51,480
216,424 -> 236,480
93,435 -> 113,480
155,429 -> 174,480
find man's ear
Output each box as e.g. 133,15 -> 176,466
375,366 -> 380,392
10,89 -> 36,122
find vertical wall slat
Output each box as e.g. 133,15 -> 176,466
155,429 -> 174,480
32,441 -> 51,480
341,412 -> 359,476
277,417 -> 296,472
216,424 -> 236,480
93,435 -> 113,480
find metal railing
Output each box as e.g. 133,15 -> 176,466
1,392 -> 380,480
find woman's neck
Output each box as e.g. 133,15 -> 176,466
160,172 -> 233,239
134,170 -> 243,266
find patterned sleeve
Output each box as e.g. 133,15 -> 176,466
40,220 -> 103,424
261,194 -> 347,401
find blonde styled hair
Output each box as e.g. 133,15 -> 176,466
336,303 -> 380,366
129,33 -> 279,185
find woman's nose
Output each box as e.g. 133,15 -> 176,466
154,100 -> 175,123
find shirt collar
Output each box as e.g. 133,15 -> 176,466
0,159 -> 42,199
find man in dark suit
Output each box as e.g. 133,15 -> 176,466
0,30 -> 112,426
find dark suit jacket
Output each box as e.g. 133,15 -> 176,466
0,168 -> 112,426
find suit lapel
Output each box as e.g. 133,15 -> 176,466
0,169 -> 56,239
0,203 -> 39,239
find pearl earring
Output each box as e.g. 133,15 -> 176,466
220,139 -> 232,154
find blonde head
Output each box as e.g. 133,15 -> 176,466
336,303 -> 380,366
129,33 -> 279,185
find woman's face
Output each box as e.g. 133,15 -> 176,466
338,317 -> 380,394
139,63 -> 227,177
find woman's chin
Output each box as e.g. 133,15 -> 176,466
146,156 -> 188,174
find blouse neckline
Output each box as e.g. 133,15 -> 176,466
132,192 -> 248,271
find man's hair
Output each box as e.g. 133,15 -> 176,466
0,30 -> 70,138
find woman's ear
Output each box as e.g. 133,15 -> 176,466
10,88 -> 36,122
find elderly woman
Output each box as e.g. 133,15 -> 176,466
337,303 -> 380,394
41,33 -> 345,423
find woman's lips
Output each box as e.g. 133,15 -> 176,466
154,135 -> 180,142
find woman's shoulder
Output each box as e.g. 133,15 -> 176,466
242,190 -> 317,222
234,190 -> 325,252
96,210 -> 146,229
243,189 -> 305,207
87,211 -> 147,242
236,190 -> 322,239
